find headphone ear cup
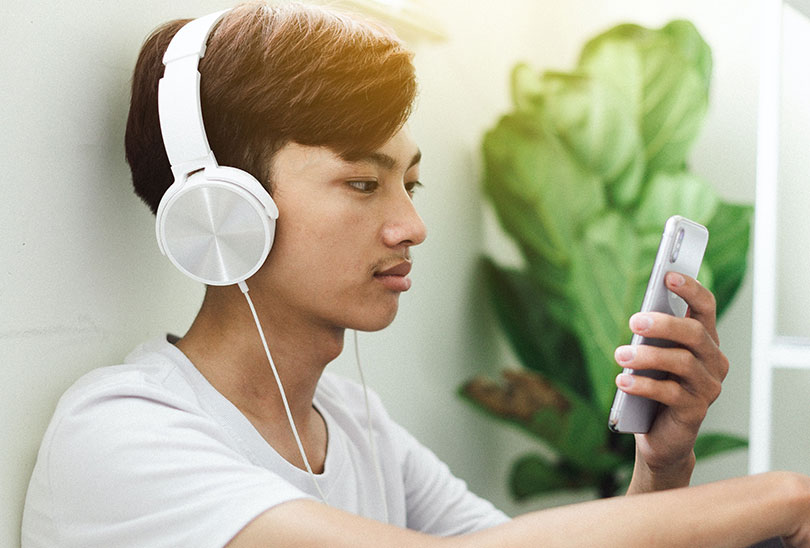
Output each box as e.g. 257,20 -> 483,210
157,171 -> 276,286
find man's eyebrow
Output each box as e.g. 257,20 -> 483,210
359,149 -> 422,171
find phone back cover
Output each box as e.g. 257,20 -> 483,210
609,216 -> 709,433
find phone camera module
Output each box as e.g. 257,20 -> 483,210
670,228 -> 685,263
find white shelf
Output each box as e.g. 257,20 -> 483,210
749,0 -> 810,474
770,338 -> 810,368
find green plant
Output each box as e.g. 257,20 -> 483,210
461,20 -> 751,500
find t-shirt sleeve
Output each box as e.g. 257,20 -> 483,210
388,417 -> 510,535
33,380 -> 314,548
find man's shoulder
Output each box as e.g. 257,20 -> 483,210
50,336 -> 197,428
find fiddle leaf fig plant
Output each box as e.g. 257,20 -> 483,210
461,20 -> 750,500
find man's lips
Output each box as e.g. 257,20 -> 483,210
374,260 -> 412,292
375,261 -> 412,277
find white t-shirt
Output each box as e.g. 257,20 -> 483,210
22,336 -> 509,547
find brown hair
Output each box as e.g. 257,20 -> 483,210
125,1 -> 417,213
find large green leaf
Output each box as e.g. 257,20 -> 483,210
511,62 -> 544,114
482,258 -> 590,399
634,171 -> 719,230
661,20 -> 713,90
510,453 -> 601,500
521,405 -> 619,472
536,71 -> 646,207
460,368 -> 621,473
566,213 -> 650,410
694,432 -> 748,460
704,202 -> 754,316
578,21 -> 711,176
510,452 -> 634,500
483,114 -> 605,269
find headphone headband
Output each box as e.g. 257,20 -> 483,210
155,9 -> 278,287
157,9 -> 229,179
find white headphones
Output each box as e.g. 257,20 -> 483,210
156,9 -> 279,286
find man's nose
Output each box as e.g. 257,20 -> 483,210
381,193 -> 427,249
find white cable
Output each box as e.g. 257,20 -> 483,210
235,281 -> 387,519
238,280 -> 329,505
353,329 -> 390,523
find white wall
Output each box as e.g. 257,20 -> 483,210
1,2 -> 231,545
0,0 -> 782,546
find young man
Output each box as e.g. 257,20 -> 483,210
21,2 -> 810,547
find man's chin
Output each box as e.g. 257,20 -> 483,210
347,304 -> 400,333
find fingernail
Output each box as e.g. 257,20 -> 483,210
630,313 -> 654,332
667,272 -> 685,287
615,345 -> 636,364
617,373 -> 634,388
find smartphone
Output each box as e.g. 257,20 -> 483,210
608,215 -> 709,434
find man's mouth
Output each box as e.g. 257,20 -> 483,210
374,260 -> 412,292
375,261 -> 412,277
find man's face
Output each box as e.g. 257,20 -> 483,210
254,127 -> 426,332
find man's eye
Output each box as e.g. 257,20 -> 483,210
405,181 -> 423,196
348,180 -> 378,193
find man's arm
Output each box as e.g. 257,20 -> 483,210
614,272 -> 729,494
228,471 -> 810,547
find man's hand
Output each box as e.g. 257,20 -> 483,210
614,272 -> 730,494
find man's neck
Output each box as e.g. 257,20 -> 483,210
175,283 -> 345,426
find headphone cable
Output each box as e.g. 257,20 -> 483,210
353,329 -> 390,524
237,281 -> 390,522
238,280 -> 329,504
